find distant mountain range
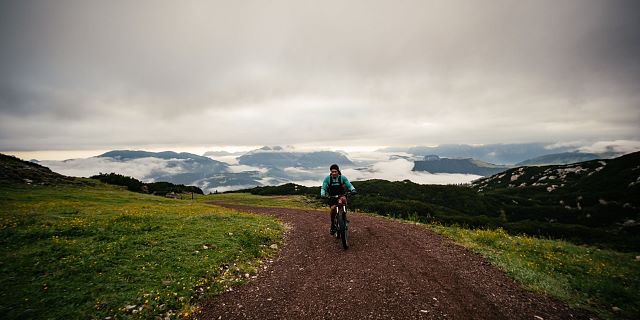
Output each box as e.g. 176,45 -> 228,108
412,155 -> 511,176
24,144 -> 635,192
237,146 -> 353,168
514,151 -> 618,166
383,143 -> 624,165
410,151 -> 622,176
95,147 -> 352,192
97,150 -> 261,190
98,150 -> 238,185
99,150 -> 217,162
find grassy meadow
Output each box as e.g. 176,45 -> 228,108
195,192 -> 322,209
2,184 -> 637,320
0,184 -> 283,319
430,225 -> 639,319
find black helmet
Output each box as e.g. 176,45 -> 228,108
330,164 -> 341,175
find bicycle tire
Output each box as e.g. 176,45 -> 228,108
333,207 -> 340,239
337,206 -> 348,249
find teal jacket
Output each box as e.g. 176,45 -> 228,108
320,175 -> 355,197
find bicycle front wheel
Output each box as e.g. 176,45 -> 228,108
333,208 -> 340,239
337,207 -> 348,249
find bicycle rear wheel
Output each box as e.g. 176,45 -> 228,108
337,207 -> 348,249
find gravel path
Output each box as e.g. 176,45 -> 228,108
197,204 -> 595,320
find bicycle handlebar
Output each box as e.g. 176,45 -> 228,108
323,191 -> 357,199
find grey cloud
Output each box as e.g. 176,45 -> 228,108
341,158 -> 482,185
578,140 -> 640,154
1,0 -> 639,151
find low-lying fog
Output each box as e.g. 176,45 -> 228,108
40,150 -> 482,193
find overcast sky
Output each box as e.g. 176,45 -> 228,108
1,0 -> 639,158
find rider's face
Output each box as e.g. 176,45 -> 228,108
330,169 -> 339,177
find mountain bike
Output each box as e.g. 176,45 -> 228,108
328,192 -> 354,250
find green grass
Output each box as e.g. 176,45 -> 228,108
431,225 -> 639,320
0,184 -> 283,319
195,192 -> 323,209
16,186 -> 633,319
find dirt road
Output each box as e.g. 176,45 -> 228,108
197,204 -> 594,320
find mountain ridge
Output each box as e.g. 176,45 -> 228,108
237,147 -> 353,168
514,151 -> 617,166
382,143 -> 631,165
412,155 -> 511,176
98,150 -> 215,162
404,143 -> 573,164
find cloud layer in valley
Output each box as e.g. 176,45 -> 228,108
40,157 -> 188,181
32,138 -> 640,193
39,149 -> 485,193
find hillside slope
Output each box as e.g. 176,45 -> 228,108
242,152 -> 640,251
0,154 -> 77,185
0,153 -> 283,319
473,151 -> 640,208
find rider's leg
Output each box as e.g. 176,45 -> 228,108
339,196 -> 348,223
329,205 -> 337,234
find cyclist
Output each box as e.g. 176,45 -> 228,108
320,164 -> 357,235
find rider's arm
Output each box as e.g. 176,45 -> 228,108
341,176 -> 356,192
320,176 -> 330,197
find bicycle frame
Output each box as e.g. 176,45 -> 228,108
328,193 -> 351,250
